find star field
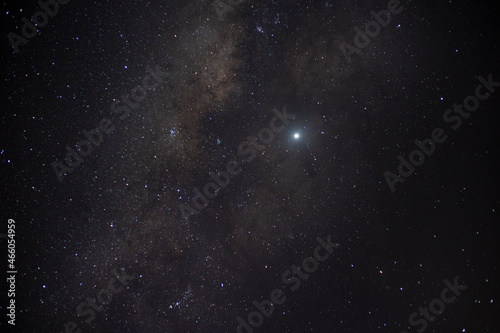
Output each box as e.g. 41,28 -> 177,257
1,0 -> 500,332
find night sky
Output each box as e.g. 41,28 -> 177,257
1,0 -> 500,332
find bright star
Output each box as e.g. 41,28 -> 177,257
294,133 -> 300,139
